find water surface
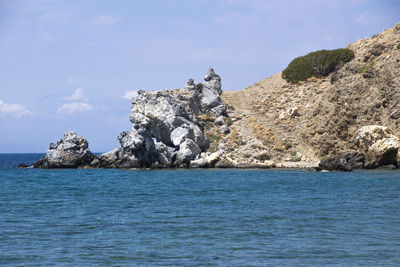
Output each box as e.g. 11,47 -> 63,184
1,154 -> 400,266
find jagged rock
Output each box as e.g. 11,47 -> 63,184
171,127 -> 192,146
355,125 -> 399,168
215,116 -> 225,126
214,157 -> 234,168
184,78 -> 195,91
205,151 -> 220,166
220,124 -> 230,134
370,44 -> 385,57
33,131 -> 95,168
211,104 -> 227,116
263,160 -> 276,168
176,139 -> 201,163
279,107 -> 299,119
318,152 -> 366,171
362,68 -> 375,78
201,68 -> 223,109
189,151 -> 221,168
190,158 -> 207,168
366,138 -> 399,168
97,67 -> 226,168
32,68 -> 228,169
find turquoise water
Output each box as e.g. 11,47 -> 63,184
1,154 -> 400,266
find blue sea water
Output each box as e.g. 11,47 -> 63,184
1,154 -> 400,266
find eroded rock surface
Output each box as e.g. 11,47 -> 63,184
33,131 -> 94,168
97,67 -> 227,168
355,125 -> 399,168
318,125 -> 400,171
318,152 -> 365,171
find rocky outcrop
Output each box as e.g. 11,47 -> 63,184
96,67 -> 227,168
33,131 -> 94,168
318,152 -> 365,171
355,125 -> 399,168
33,68 -> 230,169
318,125 -> 400,171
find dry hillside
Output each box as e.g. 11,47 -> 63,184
220,22 -> 400,167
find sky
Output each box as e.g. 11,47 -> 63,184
0,0 -> 399,153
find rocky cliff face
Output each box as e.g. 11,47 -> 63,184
94,68 -> 228,168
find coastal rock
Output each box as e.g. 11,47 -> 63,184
176,139 -> 201,163
355,125 -> 399,168
263,160 -> 276,168
366,138 -> 399,168
318,152 -> 365,171
190,158 -> 207,168
201,68 -> 223,109
205,151 -> 220,165
99,68 -> 225,168
34,131 -> 95,168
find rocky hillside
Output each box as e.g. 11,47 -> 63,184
32,22 -> 400,170
221,22 -> 400,168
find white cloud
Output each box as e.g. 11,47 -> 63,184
90,14 -> 121,25
65,88 -> 86,101
59,89 -> 92,114
123,90 -> 138,100
57,102 -> 93,114
0,99 -> 31,117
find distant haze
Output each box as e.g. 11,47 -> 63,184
0,0 -> 399,152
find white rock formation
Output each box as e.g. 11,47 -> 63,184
34,131 -> 94,168
356,125 -> 400,167
99,68 -> 227,168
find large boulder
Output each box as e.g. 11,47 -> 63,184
355,125 -> 400,168
33,131 -> 95,168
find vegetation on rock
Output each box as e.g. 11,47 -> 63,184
360,61 -> 375,73
282,48 -> 355,83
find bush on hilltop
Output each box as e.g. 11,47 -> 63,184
282,48 -> 355,83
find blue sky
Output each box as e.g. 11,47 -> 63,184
0,0 -> 399,152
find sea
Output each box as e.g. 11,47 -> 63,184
1,153 -> 400,266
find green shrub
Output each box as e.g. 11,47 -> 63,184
282,140 -> 292,150
289,157 -> 302,162
397,43 -> 400,50
330,94 -> 339,102
360,61 -> 375,74
282,48 -> 355,83
224,117 -> 233,126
